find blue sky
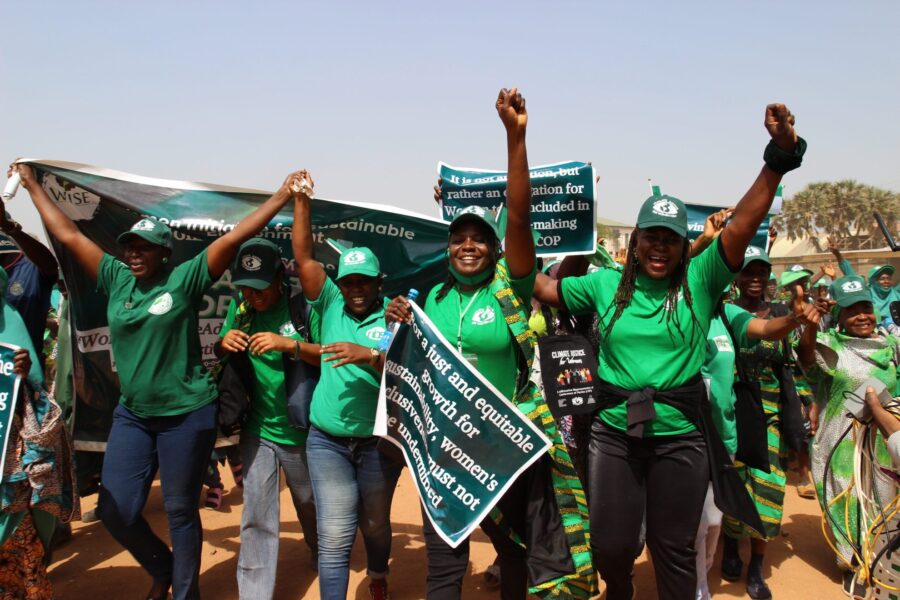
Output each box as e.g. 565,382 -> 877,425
2,1 -> 898,239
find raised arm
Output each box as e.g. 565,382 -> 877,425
827,236 -> 856,276
747,284 -> 822,341
720,104 -> 805,269
290,171 -> 326,301
496,87 -> 534,279
0,205 -> 58,276
690,208 -> 731,258
205,173 -> 296,279
12,164 -> 103,281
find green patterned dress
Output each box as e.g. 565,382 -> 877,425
723,312 -> 813,540
806,330 -> 899,567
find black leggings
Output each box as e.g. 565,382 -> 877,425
588,420 -> 709,600
421,491 -> 528,600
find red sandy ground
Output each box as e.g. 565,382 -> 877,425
49,469 -> 846,599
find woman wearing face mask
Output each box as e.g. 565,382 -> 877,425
292,171 -> 402,600
797,274 -> 899,596
533,104 -> 806,600
215,238 -> 320,599
386,88 -> 594,599
12,162 -> 297,600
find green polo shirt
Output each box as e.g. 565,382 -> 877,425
561,238 -> 737,435
702,304 -> 757,455
424,260 -> 536,401
307,277 -> 387,437
220,293 -> 321,446
97,250 -> 217,417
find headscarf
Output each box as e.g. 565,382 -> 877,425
867,270 -> 900,325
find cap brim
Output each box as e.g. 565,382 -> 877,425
780,271 -> 813,287
742,257 -> 772,270
232,277 -> 273,290
336,268 -> 382,280
639,222 -> 687,237
836,294 -> 874,309
449,213 -> 499,238
117,230 -> 165,247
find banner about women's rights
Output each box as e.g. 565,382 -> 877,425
438,161 -> 596,257
0,343 -> 23,482
374,303 -> 551,547
16,159 -> 452,450
685,202 -> 770,249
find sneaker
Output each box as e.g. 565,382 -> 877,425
797,482 -> 816,499
484,562 -> 501,587
721,555 -> 742,582
204,485 -> 224,509
81,508 -> 100,523
841,571 -> 867,599
369,578 -> 390,600
746,574 -> 772,599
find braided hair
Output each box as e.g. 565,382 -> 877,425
600,227 -> 703,345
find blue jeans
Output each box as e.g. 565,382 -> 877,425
237,433 -> 318,600
97,402 -> 217,600
306,426 -> 402,600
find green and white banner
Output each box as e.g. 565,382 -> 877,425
374,302 -> 550,547
438,161 -> 596,257
0,343 -> 23,483
18,159 -> 453,449
685,202 -> 770,249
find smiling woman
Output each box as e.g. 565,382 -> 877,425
12,162 -> 300,600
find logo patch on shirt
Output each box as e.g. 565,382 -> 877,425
148,292 -> 174,315
841,280 -> 864,293
241,255 -> 263,271
7,281 -> 24,297
280,321 -> 297,337
343,250 -> 366,265
651,199 -> 679,218
471,307 -> 496,326
713,335 -> 733,353
366,326 -> 386,341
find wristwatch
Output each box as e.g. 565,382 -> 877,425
369,347 -> 381,366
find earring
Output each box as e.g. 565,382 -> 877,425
162,257 -> 169,264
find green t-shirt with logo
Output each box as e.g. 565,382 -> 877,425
424,260 -> 537,401
220,293 -> 321,446
561,238 -> 737,435
702,303 -> 757,455
308,277 -> 387,437
98,250 -> 217,417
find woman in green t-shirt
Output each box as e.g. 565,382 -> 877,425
13,163 -> 300,600
388,88 -> 595,599
532,105 -> 806,600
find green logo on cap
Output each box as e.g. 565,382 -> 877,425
651,199 -> 679,217
841,280 -> 864,293
344,250 -> 366,265
241,255 -> 263,271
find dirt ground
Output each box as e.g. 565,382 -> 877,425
49,467 -> 847,599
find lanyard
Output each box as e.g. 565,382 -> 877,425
457,288 -> 481,354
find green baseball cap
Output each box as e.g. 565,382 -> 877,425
231,239 -> 283,290
816,275 -> 833,288
779,264 -> 813,287
117,218 -> 173,249
867,264 -> 895,281
741,246 -> 771,270
636,195 -> 687,237
449,205 -> 500,240
337,246 -> 381,280
831,275 -> 873,308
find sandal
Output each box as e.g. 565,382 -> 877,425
204,485 -> 224,509
230,462 -> 244,488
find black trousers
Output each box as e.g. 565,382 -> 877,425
421,491 -> 528,600
588,420 -> 709,600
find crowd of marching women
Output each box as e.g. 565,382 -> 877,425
0,87 -> 897,600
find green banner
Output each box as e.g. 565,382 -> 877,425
375,302 -> 550,547
684,202 -> 770,249
20,159 -> 452,449
0,343 -> 23,483
438,161 -> 596,257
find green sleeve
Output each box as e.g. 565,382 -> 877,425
96,253 -> 128,296
219,299 -> 238,339
839,258 -> 857,277
177,248 -> 214,300
507,260 -> 537,306
308,308 -> 322,344
723,303 -> 758,350
561,270 -> 614,316
307,276 -> 342,316
689,237 -> 738,302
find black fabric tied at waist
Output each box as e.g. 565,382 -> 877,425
594,375 -> 765,537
